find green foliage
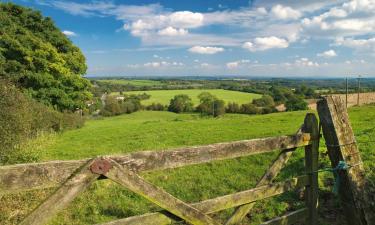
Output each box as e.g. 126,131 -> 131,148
168,94 -> 194,113
252,95 -> 275,107
240,103 -> 260,114
0,3 -> 91,111
145,103 -> 166,111
118,89 -> 261,106
213,99 -> 226,117
100,95 -> 143,116
0,79 -> 84,164
285,95 -> 308,111
196,92 -> 217,115
226,102 -> 240,113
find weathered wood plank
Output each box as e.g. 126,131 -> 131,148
19,159 -> 100,225
97,176 -> 308,225
317,96 -> 375,225
104,159 -> 220,225
260,208 -> 307,225
0,134 -> 311,193
303,113 -> 319,225
225,148 -> 295,224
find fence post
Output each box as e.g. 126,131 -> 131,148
317,96 -> 375,225
303,113 -> 319,225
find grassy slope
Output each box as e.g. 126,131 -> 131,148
2,106 -> 374,225
112,89 -> 261,106
97,79 -> 163,86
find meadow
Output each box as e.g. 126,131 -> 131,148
2,106 -> 374,225
112,89 -> 261,106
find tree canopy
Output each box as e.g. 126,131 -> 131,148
0,3 -> 91,111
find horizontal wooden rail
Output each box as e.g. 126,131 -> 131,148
260,208 -> 307,225
97,176 -> 308,225
0,133 -> 310,193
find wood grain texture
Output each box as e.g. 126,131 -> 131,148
19,159 -> 100,225
0,133 -> 311,193
97,176 -> 308,225
303,113 -> 319,225
317,96 -> 375,225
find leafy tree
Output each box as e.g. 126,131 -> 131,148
168,94 -> 193,113
252,95 -> 275,107
196,92 -> 217,115
226,102 -> 240,113
285,95 -> 308,111
0,3 -> 91,111
240,103 -> 259,114
213,99 -> 225,117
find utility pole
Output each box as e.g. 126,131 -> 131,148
357,75 -> 361,106
346,77 -> 348,109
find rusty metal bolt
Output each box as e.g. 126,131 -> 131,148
90,158 -> 112,175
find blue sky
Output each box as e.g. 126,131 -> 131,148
9,0 -> 375,77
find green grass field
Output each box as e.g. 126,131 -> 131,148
2,106 -> 374,225
97,79 -> 163,86
112,89 -> 261,106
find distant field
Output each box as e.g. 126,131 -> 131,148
97,79 -> 163,86
112,89 -> 261,105
4,106 -> 374,225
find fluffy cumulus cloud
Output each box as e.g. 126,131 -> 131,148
334,37 -> 375,52
294,58 -> 319,67
62,30 -> 77,36
317,49 -> 337,58
243,36 -> 289,52
270,4 -> 301,20
302,0 -> 375,37
143,61 -> 184,68
188,46 -> 224,54
158,27 -> 188,36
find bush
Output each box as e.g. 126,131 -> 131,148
261,106 -> 276,114
240,103 -> 260,114
213,99 -> 225,117
285,95 -> 308,111
168,94 -> 194,113
253,95 -> 275,107
0,79 -> 85,164
101,96 -> 122,116
196,92 -> 216,115
146,103 -> 166,111
226,102 -> 240,113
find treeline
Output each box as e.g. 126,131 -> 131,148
100,91 -> 308,118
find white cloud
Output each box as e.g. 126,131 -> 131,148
158,26 -> 188,36
62,30 -> 77,36
144,62 -> 161,67
168,11 -> 204,28
226,61 -> 239,69
295,57 -> 319,67
226,59 -> 252,69
334,37 -> 375,51
188,46 -> 224,54
243,36 -> 289,52
317,49 -> 337,58
271,4 -> 301,20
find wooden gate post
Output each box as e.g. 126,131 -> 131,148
303,113 -> 319,225
317,96 -> 375,225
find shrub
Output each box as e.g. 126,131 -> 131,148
253,95 -> 275,107
240,103 -> 260,114
146,103 -> 166,111
196,92 -> 217,115
226,102 -> 240,113
285,95 -> 308,111
101,96 -> 122,116
213,99 -> 225,117
168,94 -> 194,113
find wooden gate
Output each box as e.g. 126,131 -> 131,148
0,113 -> 319,225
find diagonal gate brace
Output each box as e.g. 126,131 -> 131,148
98,158 -> 220,225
